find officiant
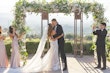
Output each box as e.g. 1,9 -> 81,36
93,23 -> 107,70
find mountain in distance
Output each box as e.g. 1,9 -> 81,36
0,13 -> 92,35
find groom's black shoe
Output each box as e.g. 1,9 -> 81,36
63,67 -> 67,71
63,63 -> 67,71
63,64 -> 67,71
101,67 -> 106,70
94,66 -> 101,69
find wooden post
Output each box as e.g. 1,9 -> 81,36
41,11 -> 48,37
74,18 -> 78,57
41,11 -> 49,50
80,11 -> 83,57
74,9 -> 83,57
41,18 -> 43,37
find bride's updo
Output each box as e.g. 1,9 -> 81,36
48,24 -> 53,37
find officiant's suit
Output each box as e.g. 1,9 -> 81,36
93,29 -> 107,68
53,24 -> 67,68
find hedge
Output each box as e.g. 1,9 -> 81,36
5,41 -> 93,57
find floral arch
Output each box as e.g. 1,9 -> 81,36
13,0 -> 107,64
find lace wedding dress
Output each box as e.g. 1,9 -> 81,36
0,25 -> 60,73
23,25 -> 60,72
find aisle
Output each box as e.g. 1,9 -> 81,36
0,54 -> 110,73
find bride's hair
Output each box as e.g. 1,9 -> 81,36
48,24 -> 53,37
0,26 -> 1,34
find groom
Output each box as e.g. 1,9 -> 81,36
51,18 -> 67,71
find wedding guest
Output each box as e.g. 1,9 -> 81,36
9,26 -> 24,68
93,23 -> 107,70
0,26 -> 8,68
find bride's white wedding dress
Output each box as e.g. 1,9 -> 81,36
23,25 -> 60,72
0,25 -> 60,73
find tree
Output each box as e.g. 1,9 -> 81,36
65,34 -> 74,40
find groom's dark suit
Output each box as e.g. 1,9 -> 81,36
93,29 -> 107,68
53,24 -> 67,68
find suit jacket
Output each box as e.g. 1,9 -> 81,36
53,24 -> 64,42
93,29 -> 107,47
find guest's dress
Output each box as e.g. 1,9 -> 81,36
0,37 -> 8,68
10,35 -> 20,68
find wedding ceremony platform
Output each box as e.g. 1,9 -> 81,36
0,54 -> 110,73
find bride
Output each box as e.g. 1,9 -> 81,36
22,24 -> 63,72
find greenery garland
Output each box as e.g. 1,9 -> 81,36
13,0 -> 108,65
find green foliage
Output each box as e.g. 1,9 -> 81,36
6,41 -> 94,56
83,42 -> 94,55
84,35 -> 92,40
106,42 -> 110,58
5,44 -> 11,58
26,42 -> 39,54
64,41 -> 73,53
5,40 -> 110,61
65,34 -> 74,40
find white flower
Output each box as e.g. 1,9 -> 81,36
16,30 -> 20,34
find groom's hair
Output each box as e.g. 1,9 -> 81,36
101,22 -> 106,27
52,18 -> 57,22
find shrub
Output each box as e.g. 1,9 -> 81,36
5,40 -> 94,57
4,39 -> 110,62
26,42 -> 39,54
64,41 -> 73,53
5,44 -> 11,58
